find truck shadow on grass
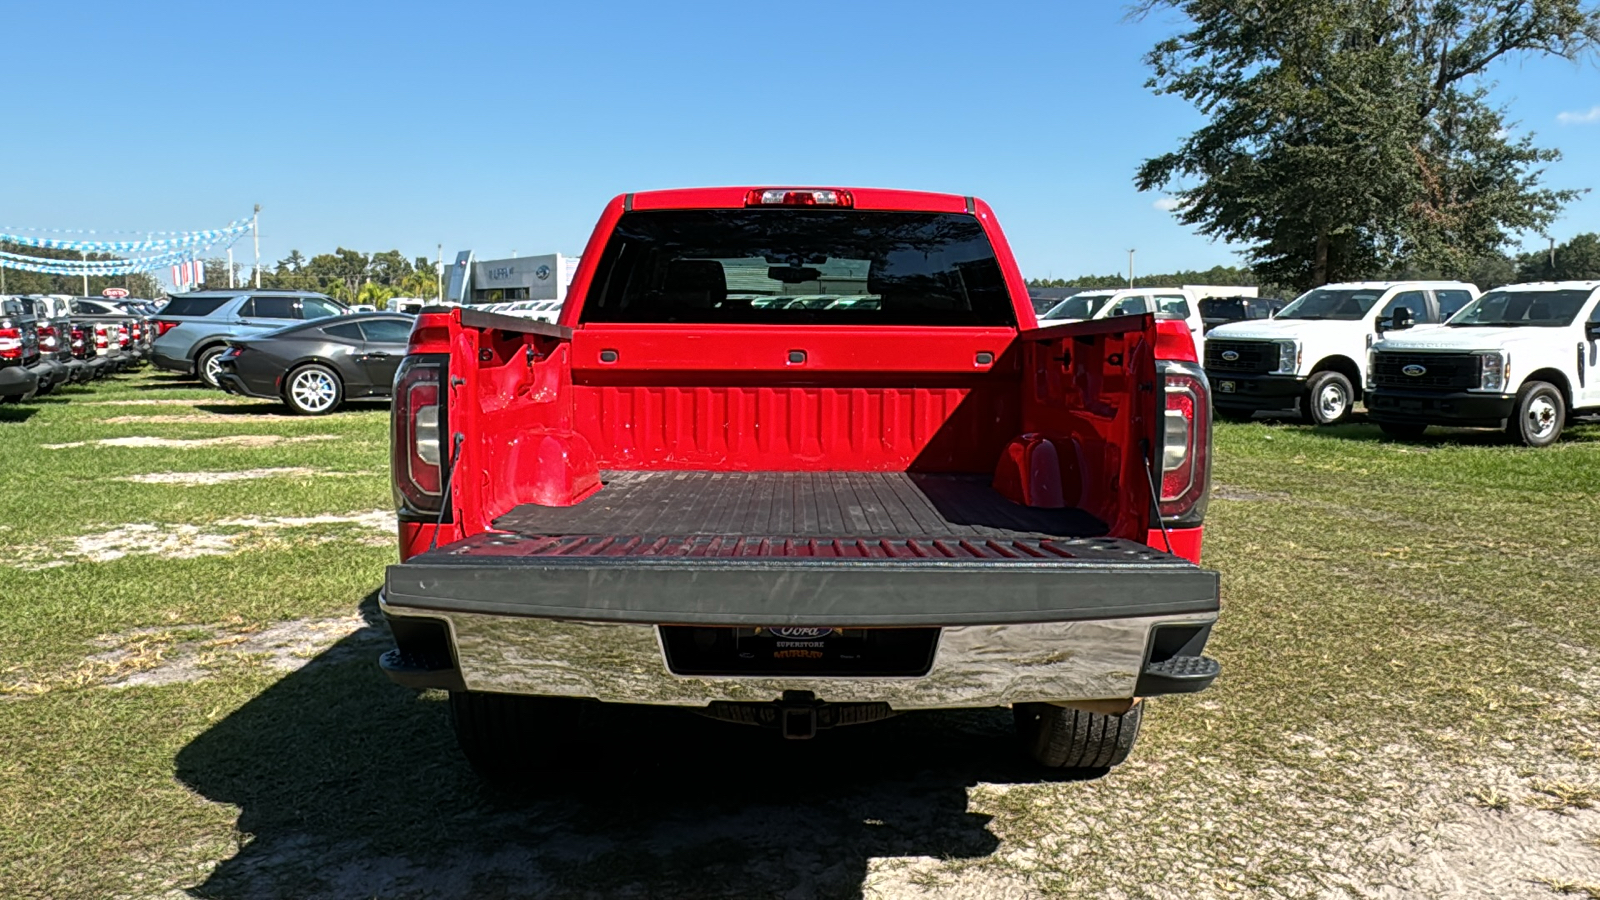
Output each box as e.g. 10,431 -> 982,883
175,593 -> 1081,899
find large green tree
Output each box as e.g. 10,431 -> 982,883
1134,0 -> 1599,292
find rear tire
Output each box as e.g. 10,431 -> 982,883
1508,381 -> 1564,448
1014,702 -> 1143,770
1303,371 -> 1355,425
1215,407 -> 1255,423
283,363 -> 344,415
448,691 -> 586,781
196,346 -> 228,388
1379,422 -> 1427,439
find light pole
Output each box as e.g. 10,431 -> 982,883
252,204 -> 262,288
1127,249 -> 1136,288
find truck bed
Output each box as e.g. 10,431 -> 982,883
492,470 -> 1108,543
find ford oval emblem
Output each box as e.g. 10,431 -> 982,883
1403,364 -> 1427,377
766,627 -> 834,640
1221,350 -> 1240,361
535,264 -> 552,281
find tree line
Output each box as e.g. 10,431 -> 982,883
200,248 -> 440,306
1031,233 -> 1600,296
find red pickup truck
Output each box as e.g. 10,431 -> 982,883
380,187 -> 1220,778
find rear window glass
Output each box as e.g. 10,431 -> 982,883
1200,299 -> 1246,319
359,318 -> 413,342
580,209 -> 1015,326
323,322 -> 364,340
246,297 -> 298,319
160,296 -> 229,317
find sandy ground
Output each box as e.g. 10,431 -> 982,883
42,435 -> 339,450
117,467 -> 335,486
4,510 -> 397,569
83,399 -> 250,407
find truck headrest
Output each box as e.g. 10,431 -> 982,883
661,260 -> 727,309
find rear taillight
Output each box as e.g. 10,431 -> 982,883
1159,361 -> 1211,526
95,325 -> 110,350
70,327 -> 86,352
116,325 -> 130,348
36,324 -> 58,352
154,319 -> 181,337
0,327 -> 20,360
392,354 -> 451,517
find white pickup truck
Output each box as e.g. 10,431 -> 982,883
1203,281 -> 1480,424
1039,287 -> 1208,357
1367,281 -> 1600,447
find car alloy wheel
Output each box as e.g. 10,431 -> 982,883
289,368 -> 339,414
198,348 -> 227,388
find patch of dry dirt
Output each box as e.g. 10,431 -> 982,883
1,617 -> 377,696
84,399 -> 248,407
42,435 -> 338,450
4,510 -> 397,570
117,467 -> 333,486
103,413 -> 243,424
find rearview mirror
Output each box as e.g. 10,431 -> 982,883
768,266 -> 822,284
1586,321 -> 1600,341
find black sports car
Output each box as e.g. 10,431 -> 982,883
215,313 -> 414,414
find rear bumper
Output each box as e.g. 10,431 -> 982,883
150,347 -> 191,373
216,371 -> 277,401
1206,372 -> 1306,411
1366,389 -> 1516,428
379,595 -> 1218,707
379,534 -> 1221,707
0,364 -> 39,397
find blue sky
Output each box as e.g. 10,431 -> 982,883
3,1 -> 1596,285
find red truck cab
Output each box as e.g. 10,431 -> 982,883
383,187 -> 1219,778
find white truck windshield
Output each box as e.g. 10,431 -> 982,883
1276,288 -> 1385,321
1448,289 -> 1593,328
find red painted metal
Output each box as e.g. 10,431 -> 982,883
397,188 -> 1206,563
1150,526 -> 1203,565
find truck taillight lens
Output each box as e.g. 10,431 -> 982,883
117,326 -> 130,348
1159,361 -> 1211,526
745,188 -> 854,207
95,325 -> 109,350
392,354 -> 450,516
154,319 -> 180,337
0,328 -> 20,360
70,327 -> 85,351
37,324 -> 57,352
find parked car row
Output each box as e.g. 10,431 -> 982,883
1201,279 -> 1600,446
150,289 -> 418,414
0,294 -> 156,403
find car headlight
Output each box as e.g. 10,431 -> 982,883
1476,351 -> 1507,392
1272,340 -> 1301,375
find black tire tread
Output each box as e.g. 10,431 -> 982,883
1015,702 -> 1143,770
448,690 -> 582,781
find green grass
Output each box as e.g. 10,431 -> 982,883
2,369 -> 1598,898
